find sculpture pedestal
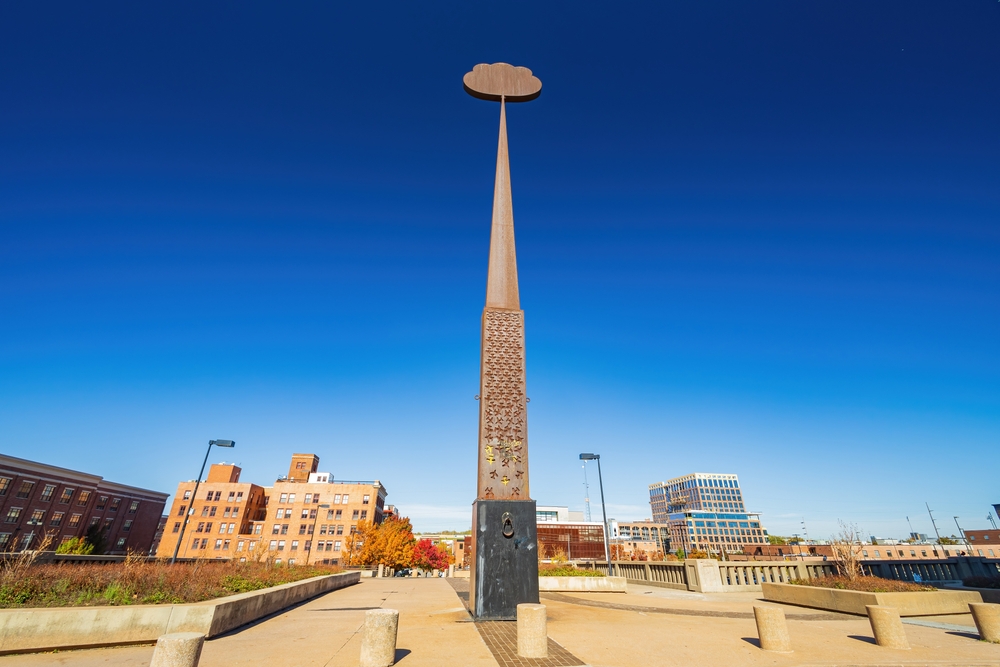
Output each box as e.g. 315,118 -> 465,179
470,499 -> 539,620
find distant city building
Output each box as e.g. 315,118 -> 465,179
610,519 -> 671,555
649,472 -> 768,557
155,453 -> 388,565
0,453 -> 168,554
535,506 -> 605,560
966,529 -> 1000,558
415,533 -> 468,568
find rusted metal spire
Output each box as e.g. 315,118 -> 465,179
485,97 -> 520,311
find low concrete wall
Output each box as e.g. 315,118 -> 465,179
0,571 -> 359,655
539,576 -> 626,593
944,585 -> 1000,604
761,582 -> 982,616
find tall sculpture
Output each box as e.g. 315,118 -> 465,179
464,63 -> 542,620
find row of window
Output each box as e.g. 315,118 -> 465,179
273,507 -> 366,521
4,507 -> 134,531
190,490 -> 247,502
275,492 -> 370,505
0,479 -> 141,513
0,532 -> 131,550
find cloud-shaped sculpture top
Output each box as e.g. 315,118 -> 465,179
463,63 -> 542,103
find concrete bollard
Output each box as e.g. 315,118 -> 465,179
377,563 -> 385,578
753,605 -> 792,652
970,603 -> 1000,643
359,608 -> 399,667
517,603 -> 548,658
149,632 -> 205,667
866,605 -> 909,649
448,564 -> 455,577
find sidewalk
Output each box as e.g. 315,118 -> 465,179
5,579 -> 999,667
4,578 -> 495,667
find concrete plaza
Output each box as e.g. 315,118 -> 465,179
5,578 -> 999,667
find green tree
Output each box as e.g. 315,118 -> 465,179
55,537 -> 94,555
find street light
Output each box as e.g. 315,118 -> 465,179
171,439 -> 236,564
308,504 -> 331,565
580,453 -> 612,576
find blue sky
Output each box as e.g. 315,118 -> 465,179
2,2 -> 998,538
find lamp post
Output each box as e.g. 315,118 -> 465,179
308,504 -> 331,565
580,453 -> 612,576
171,439 -> 235,564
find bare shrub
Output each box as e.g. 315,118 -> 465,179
830,520 -> 864,581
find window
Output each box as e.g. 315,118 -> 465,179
197,522 -> 205,532
206,522 -> 213,532
326,509 -> 335,520
183,490 -> 192,500
96,496 -> 108,510
910,550 -> 916,557
0,478 -> 10,495
110,498 -> 121,511
59,488 -> 74,504
202,506 -> 210,517
334,494 -> 341,504
40,485 -> 56,502
281,524 -> 289,534
178,504 -> 187,516
334,540 -> 341,551
28,510 -> 45,525
214,491 -> 221,501
232,508 -> 239,517
874,550 -> 880,557
301,509 -> 309,519
78,490 -> 91,505
173,522 -> 180,533
288,494 -> 295,503
360,511 -> 367,520
219,523 -> 227,534
309,509 -> 317,519
51,512 -> 64,526
0,534 -> 8,547
90,516 -> 100,527
192,537 -> 201,549
209,506 -> 217,517
291,540 -> 299,551
296,461 -> 306,469
363,495 -> 370,505
269,540 -> 278,550
68,513 -> 81,528
273,524 -> 281,534
223,539 -> 230,550
336,525 -> 344,535
336,510 -> 342,519
978,549 -> 984,556
277,540 -> 286,551
215,539 -> 223,550
127,500 -> 138,513
5,508 -> 22,523
228,492 -> 235,502
254,524 -> 262,534
116,538 -> 126,548
16,481 -> 35,499
299,524 -> 307,534
228,523 -> 235,533
352,510 -> 359,520
237,540 -> 245,551
342,495 -> 349,504
279,494 -> 288,503
320,525 -> 327,535
305,494 -> 312,503
236,492 -> 244,501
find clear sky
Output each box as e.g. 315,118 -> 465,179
2,2 -> 998,539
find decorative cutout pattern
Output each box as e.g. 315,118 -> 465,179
478,309 -> 528,499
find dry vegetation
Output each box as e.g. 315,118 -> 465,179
538,564 -> 604,577
790,575 -> 935,593
0,553 -> 340,609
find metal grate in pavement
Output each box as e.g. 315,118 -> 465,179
475,620 -> 586,667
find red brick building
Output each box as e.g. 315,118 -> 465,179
0,454 -> 168,555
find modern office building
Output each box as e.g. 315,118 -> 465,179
649,472 -> 768,557
0,453 -> 168,554
155,453 -> 388,565
535,505 -> 606,560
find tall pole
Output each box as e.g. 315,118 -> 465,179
925,502 -> 942,544
582,464 -> 592,523
954,517 -> 968,550
172,442 -> 214,564
595,457 -> 612,576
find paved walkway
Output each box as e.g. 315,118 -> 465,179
5,579 -> 999,667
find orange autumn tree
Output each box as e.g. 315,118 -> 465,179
352,516 -> 416,570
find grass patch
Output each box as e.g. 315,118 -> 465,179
789,575 -> 935,593
0,560 -> 341,609
539,565 -> 604,577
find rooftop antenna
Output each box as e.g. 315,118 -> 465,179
988,513 -> 997,530
582,464 -> 592,522
925,502 -> 942,543
906,516 -> 914,537
801,519 -> 809,542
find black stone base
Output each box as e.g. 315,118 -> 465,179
470,499 -> 539,620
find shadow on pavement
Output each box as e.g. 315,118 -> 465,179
848,635 -> 877,645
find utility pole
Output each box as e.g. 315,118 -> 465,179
925,502 -> 942,544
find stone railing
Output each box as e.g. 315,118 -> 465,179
580,555 -> 999,593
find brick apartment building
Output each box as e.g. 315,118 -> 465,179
155,453 -> 388,565
0,454 -> 168,554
